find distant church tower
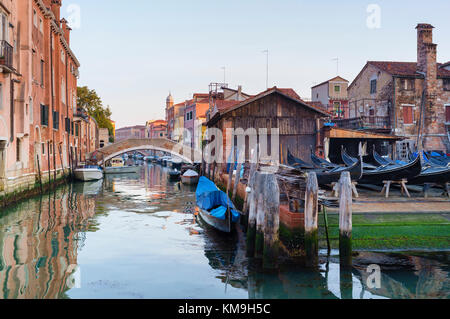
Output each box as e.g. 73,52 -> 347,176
165,92 -> 174,122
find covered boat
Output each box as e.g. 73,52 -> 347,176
181,169 -> 199,185
195,177 -> 240,233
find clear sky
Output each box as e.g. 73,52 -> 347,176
61,0 -> 450,129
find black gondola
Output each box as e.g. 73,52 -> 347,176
315,158 -> 363,185
342,148 -> 422,185
287,149 -> 315,169
408,165 -> 450,185
310,152 -> 341,169
287,149 -> 362,185
341,147 -> 379,170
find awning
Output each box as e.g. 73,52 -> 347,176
324,127 -> 404,140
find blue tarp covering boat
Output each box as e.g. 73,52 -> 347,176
195,177 -> 240,223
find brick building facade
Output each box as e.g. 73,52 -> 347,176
0,0 -> 96,198
348,24 -> 450,159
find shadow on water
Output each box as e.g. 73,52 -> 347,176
0,162 -> 449,299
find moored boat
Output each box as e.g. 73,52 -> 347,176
73,165 -> 104,182
168,169 -> 181,180
287,149 -> 315,169
104,157 -> 140,174
343,149 -> 422,184
195,176 -> 240,233
181,169 -> 199,185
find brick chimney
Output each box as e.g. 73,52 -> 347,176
61,18 -> 71,44
51,0 -> 62,23
416,23 -> 437,95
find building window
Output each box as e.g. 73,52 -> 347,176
0,13 -> 8,41
40,104 -> 49,126
370,79 -> 377,94
446,105 -> 450,124
334,85 -> 340,93
53,111 -> 59,130
400,78 -> 415,91
42,143 -> 45,155
444,79 -> 450,91
61,78 -> 66,103
333,101 -> 342,117
33,10 -> 37,28
29,97 -> 33,123
403,105 -> 414,125
39,18 -> 43,33
16,138 -> 21,162
40,60 -> 44,86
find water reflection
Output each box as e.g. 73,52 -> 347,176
0,184 -> 98,299
0,163 -> 448,299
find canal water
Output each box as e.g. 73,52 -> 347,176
0,163 -> 449,299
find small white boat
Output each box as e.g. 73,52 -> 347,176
104,157 -> 140,174
181,169 -> 199,185
74,166 -> 104,182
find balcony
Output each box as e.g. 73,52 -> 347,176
0,40 -> 13,72
334,116 -> 391,132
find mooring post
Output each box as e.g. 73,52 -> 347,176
36,155 -> 43,194
339,171 -> 353,268
263,173 -> 280,269
226,147 -> 235,198
232,160 -> 243,203
304,172 -> 319,265
255,172 -> 267,258
246,168 -> 258,257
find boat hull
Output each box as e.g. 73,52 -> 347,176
74,168 -> 103,182
181,175 -> 199,185
104,166 -> 140,174
409,166 -> 450,185
197,208 -> 234,233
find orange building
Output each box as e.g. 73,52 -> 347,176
0,1 -> 94,198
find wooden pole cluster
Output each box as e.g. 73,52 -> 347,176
246,171 -> 280,269
338,171 -> 353,268
304,172 -> 319,266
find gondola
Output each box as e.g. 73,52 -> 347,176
287,149 -> 362,185
408,165 -> 450,185
287,149 -> 315,169
315,158 -> 363,185
341,148 -> 379,170
342,148 -> 422,185
195,177 -> 240,233
310,152 -> 341,169
373,149 -> 407,167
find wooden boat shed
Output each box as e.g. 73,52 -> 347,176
207,87 -> 330,165
323,126 -> 404,163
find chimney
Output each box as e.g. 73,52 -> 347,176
51,0 -> 62,23
60,18 -> 71,44
416,23 -> 437,95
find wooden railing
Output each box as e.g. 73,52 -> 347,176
334,116 -> 391,130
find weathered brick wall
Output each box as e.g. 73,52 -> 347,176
348,64 -> 393,118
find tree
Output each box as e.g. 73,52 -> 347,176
77,86 -> 114,141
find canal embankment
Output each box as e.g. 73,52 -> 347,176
0,168 -> 71,209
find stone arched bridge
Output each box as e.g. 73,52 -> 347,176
87,138 -> 202,165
